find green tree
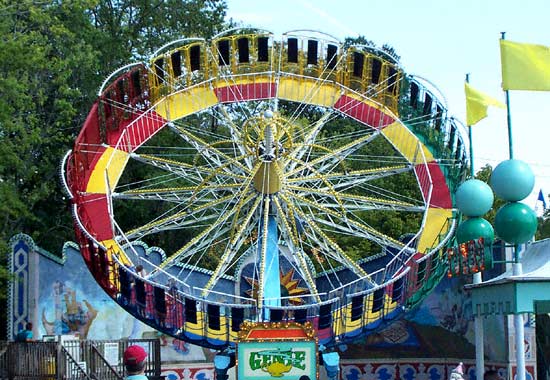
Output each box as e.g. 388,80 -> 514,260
0,0 -> 229,253
87,0 -> 228,64
0,0 -> 101,256
0,1 -> 229,337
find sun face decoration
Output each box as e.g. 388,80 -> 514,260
245,268 -> 308,305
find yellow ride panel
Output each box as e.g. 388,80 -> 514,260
364,293 -> 383,326
214,75 -> 274,88
382,122 -> 435,164
101,239 -> 132,266
417,208 -> 453,254
339,303 -> 361,334
86,147 -> 129,194
185,311 -> 205,336
333,293 -> 398,336
278,77 -> 340,107
205,314 -> 229,341
154,86 -> 218,121
384,295 -> 398,316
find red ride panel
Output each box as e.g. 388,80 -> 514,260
246,327 -> 308,340
214,83 -> 277,103
334,95 -> 394,128
104,110 -> 167,152
77,193 -> 113,241
414,162 -> 452,208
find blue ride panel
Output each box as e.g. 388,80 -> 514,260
262,214 -> 281,313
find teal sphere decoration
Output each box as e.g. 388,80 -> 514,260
490,159 -> 535,201
494,202 -> 538,244
456,217 -> 495,244
455,179 -> 494,217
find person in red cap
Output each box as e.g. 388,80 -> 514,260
123,345 -> 148,380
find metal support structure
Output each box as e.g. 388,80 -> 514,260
500,32 -> 514,160
473,272 -> 484,380
513,262 -> 526,380
466,74 -> 485,380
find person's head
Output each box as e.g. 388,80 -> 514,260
123,345 -> 147,374
484,370 -> 499,380
450,362 -> 464,380
25,322 -> 33,330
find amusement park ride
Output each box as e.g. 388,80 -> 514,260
62,28 -> 470,378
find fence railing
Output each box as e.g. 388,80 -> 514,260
0,339 -> 160,380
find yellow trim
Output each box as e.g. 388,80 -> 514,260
154,86 -> 218,121
384,295 -> 398,315
86,147 -> 129,194
335,293 -> 398,335
206,314 -> 229,341
185,310 -> 205,335
278,77 -> 340,107
214,75 -> 273,88
101,239 -> 132,266
417,208 -> 453,254
382,122 -> 435,164
363,293 -> 383,326
339,302 -> 361,334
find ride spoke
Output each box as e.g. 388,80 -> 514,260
286,132 -> 377,177
169,122 -> 252,175
273,196 -> 321,302
132,153 -> 248,182
201,195 -> 263,296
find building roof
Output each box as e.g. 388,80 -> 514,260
465,238 -> 550,316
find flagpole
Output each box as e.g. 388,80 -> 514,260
501,31 -> 525,380
501,32 -> 514,160
466,74 -> 475,178
466,73 -> 485,380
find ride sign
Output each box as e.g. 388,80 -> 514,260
237,322 -> 317,380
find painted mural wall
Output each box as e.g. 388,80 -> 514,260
9,234 -> 509,380
9,234 -> 215,380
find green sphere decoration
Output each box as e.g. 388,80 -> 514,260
490,159 -> 535,201
455,179 -> 494,217
456,217 -> 495,244
494,202 -> 538,244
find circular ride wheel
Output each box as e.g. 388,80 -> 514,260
62,29 -> 468,349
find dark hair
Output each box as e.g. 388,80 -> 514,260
125,361 -> 145,375
26,322 -> 33,330
484,370 -> 499,380
299,376 -> 311,380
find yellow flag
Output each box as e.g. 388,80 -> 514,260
500,39 -> 550,91
465,83 -> 505,126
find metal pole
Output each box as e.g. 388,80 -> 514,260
501,32 -> 524,379
513,258 -> 526,380
467,73 -> 485,380
466,73 -> 475,179
473,272 -> 484,380
501,32 -> 514,160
